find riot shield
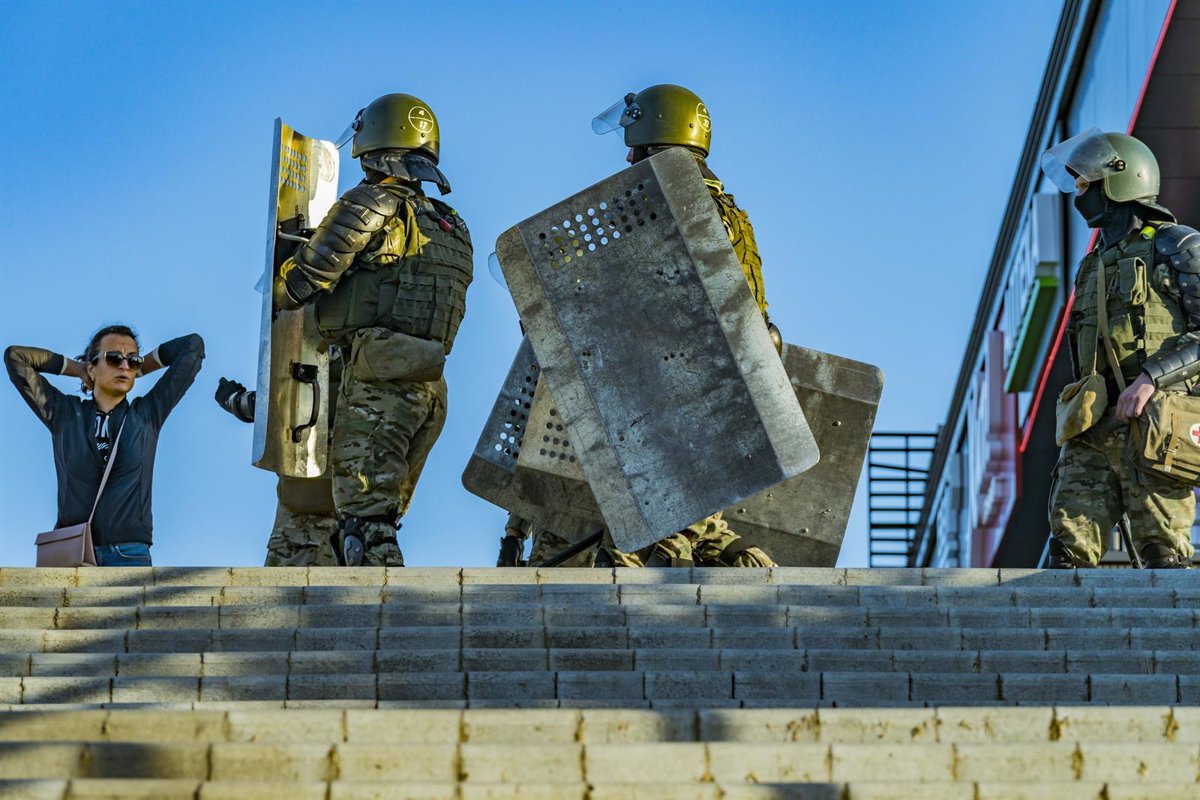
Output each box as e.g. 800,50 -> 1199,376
252,119 -> 340,478
493,147 -> 819,552
721,344 -> 882,566
460,338 -> 600,538
463,340 -> 880,565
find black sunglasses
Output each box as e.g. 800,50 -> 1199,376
91,351 -> 144,370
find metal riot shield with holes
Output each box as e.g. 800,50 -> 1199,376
494,147 -> 819,552
464,341 -> 880,563
721,344 -> 882,566
252,119 -> 340,478
461,338 -> 600,538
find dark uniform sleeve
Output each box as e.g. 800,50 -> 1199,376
142,334 -> 205,430
1142,225 -> 1200,389
280,183 -> 402,304
4,345 -> 67,429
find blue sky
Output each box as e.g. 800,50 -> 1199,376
0,0 -> 1064,567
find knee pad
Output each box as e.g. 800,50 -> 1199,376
333,515 -> 399,566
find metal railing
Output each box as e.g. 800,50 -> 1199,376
868,432 -> 938,567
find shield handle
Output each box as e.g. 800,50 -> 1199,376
290,362 -> 321,443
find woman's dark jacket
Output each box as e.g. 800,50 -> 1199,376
5,334 -> 204,546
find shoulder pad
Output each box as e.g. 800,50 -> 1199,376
1157,224 -> 1200,273
340,183 -> 403,216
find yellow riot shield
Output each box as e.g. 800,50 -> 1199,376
252,119 -> 340,478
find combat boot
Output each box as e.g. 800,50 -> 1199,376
1139,543 -> 1189,569
1047,539 -> 1080,569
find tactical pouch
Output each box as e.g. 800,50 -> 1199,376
277,475 -> 335,515
1128,392 -> 1200,486
349,327 -> 446,383
1055,374 -> 1108,446
1116,256 -> 1148,307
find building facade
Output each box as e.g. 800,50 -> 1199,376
910,0 -> 1200,567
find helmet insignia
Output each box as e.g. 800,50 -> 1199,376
409,106 -> 434,134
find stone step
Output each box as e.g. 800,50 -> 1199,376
1,741 -> 1199,784
0,581 -> 1196,607
1,602 -> 1197,625
1,567 -> 1195,590
0,671 -> 1196,706
1,707 -> 1196,744
2,625 -> 1197,655
3,648 -> 1199,678
2,782 -> 1199,800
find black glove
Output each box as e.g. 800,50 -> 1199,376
215,377 -> 256,423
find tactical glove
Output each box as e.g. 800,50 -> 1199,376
215,377 -> 256,423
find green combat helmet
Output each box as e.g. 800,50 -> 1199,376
592,84 -> 712,157
337,93 -> 440,164
1040,128 -> 1171,219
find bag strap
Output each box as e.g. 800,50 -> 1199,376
1084,258 -> 1100,376
87,416 -> 126,524
1095,256 -> 1127,393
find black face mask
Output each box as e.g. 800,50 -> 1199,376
1073,182 -> 1113,228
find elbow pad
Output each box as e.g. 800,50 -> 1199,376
289,184 -> 401,293
1144,342 -> 1200,389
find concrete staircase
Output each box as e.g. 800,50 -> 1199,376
0,566 -> 1197,798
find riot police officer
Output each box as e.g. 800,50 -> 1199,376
214,375 -> 339,566
276,93 -> 474,566
503,84 -> 776,569
1042,128 -> 1199,569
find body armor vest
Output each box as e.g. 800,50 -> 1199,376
315,194 -> 473,353
1071,226 -> 1189,385
706,182 -> 767,317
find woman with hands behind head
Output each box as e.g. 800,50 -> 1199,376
5,325 -> 204,566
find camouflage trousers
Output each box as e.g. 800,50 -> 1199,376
332,328 -> 449,566
264,476 -> 338,567
1049,408 -> 1196,566
528,512 -> 775,568
530,527 -> 597,568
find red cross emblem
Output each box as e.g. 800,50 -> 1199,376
1190,424 -> 1200,446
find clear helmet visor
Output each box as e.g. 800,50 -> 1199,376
488,251 -> 508,290
591,93 -> 640,135
1040,127 -> 1122,193
334,108 -> 364,150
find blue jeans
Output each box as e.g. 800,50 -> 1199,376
94,542 -> 152,567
